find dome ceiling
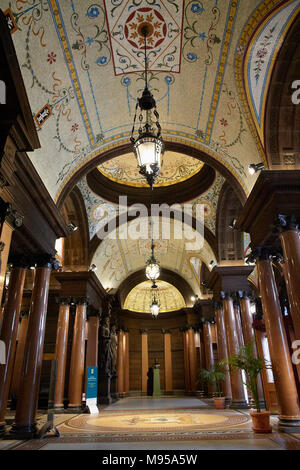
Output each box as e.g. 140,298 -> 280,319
124,280 -> 186,313
4,0 -> 291,202
97,151 -> 204,187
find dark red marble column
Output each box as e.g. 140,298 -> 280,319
203,322 -> 215,396
68,299 -> 87,411
10,256 -> 55,439
222,293 -> 248,409
117,330 -> 124,396
278,219 -> 300,341
0,264 -> 26,434
9,312 -> 29,405
215,303 -> 232,403
256,250 -> 300,432
239,293 -> 265,407
54,300 -> 70,410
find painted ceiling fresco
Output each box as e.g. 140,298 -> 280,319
123,280 -> 186,313
90,216 -> 216,293
2,0 -> 297,202
97,151 -> 204,187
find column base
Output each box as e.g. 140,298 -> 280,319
230,400 -> 249,409
67,405 -> 83,413
278,417 -> 300,433
8,422 -> 37,440
225,397 -> 232,406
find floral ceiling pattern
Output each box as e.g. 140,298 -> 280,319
1,0 -> 292,202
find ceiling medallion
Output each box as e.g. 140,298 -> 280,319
130,24 -> 164,190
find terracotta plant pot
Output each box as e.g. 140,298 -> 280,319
250,410 -> 272,433
213,396 -> 226,409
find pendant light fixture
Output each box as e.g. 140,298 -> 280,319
145,217 -> 160,281
130,25 -> 164,190
150,280 -> 160,319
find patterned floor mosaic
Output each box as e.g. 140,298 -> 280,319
57,409 -> 250,435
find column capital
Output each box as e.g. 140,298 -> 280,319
246,246 -> 282,263
139,328 -> 149,335
220,291 -> 235,301
55,296 -> 72,306
20,309 -> 29,318
76,297 -> 89,306
275,214 -> 299,232
0,201 -> 23,229
34,253 -> 60,270
213,300 -> 223,311
237,290 -> 253,300
161,329 -> 171,334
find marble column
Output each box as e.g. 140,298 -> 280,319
0,205 -> 23,307
222,293 -> 248,409
10,255 -> 56,439
239,292 -> 265,407
140,329 -> 149,394
123,330 -> 129,395
187,327 -> 197,394
183,329 -> 191,393
86,312 -> 99,368
162,330 -> 173,393
68,299 -> 87,411
233,302 -> 244,348
0,263 -> 26,434
9,312 -> 29,407
215,303 -> 232,403
278,217 -> 300,341
255,250 -> 300,432
117,330 -> 124,396
203,322 -> 215,396
54,300 -> 70,410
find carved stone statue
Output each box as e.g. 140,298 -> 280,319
109,324 -> 118,376
99,315 -> 112,376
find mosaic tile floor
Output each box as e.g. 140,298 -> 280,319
1,397 -> 300,450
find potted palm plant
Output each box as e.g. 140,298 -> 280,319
227,341 -> 272,433
198,361 -> 227,409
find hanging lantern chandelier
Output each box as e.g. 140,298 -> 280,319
150,281 -> 160,319
145,217 -> 160,281
130,25 -> 164,190
145,240 -> 160,281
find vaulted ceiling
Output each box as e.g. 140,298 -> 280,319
3,0 -> 299,300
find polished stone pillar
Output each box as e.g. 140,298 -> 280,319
9,312 -> 29,406
162,330 -> 173,393
117,330 -> 124,396
256,252 -> 300,432
233,302 -> 244,348
215,303 -> 232,403
222,293 -> 248,408
124,330 -> 130,395
183,329 -> 191,393
140,329 -> 149,394
54,300 -> 70,410
0,205 -> 23,307
187,327 -> 197,394
86,313 -> 99,368
203,322 -> 215,396
278,218 -> 300,341
239,293 -> 265,407
68,299 -> 87,410
0,264 -> 26,434
10,256 -> 55,439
